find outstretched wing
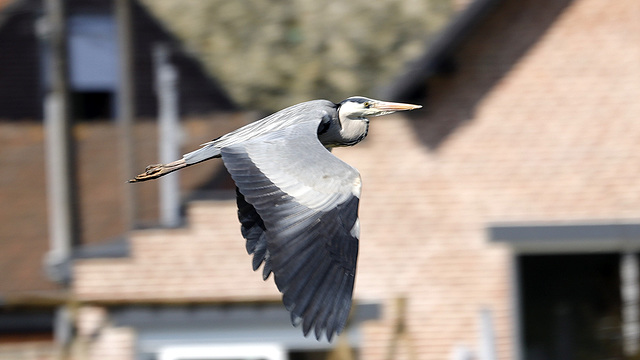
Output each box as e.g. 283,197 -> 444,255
220,120 -> 361,341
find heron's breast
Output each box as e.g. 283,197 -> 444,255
339,119 -> 369,146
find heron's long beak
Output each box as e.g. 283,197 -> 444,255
373,101 -> 422,112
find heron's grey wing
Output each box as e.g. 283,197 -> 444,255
220,121 -> 361,341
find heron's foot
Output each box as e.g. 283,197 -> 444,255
128,159 -> 187,183
128,164 -> 163,182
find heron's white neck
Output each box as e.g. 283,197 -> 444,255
338,115 -> 370,146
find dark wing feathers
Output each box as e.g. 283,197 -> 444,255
236,188 -> 271,277
221,121 -> 361,341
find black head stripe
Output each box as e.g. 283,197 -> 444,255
339,97 -> 371,106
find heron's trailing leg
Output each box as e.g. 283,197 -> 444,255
128,158 -> 187,182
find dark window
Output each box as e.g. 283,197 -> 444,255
42,14 -> 119,121
72,91 -> 113,120
519,254 -> 623,360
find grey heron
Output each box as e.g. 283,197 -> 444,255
130,96 -> 421,341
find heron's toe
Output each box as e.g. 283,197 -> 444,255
144,164 -> 162,174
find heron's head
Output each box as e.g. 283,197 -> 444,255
337,96 -> 422,119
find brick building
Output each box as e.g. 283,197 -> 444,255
69,0 -> 640,359
1,0 -> 639,358
0,0 -> 237,357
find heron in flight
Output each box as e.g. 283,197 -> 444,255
130,96 -> 421,340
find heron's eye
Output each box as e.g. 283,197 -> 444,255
363,102 -> 371,108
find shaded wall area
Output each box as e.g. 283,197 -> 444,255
407,0 -> 575,149
0,1 -> 42,119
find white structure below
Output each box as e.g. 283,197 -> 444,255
159,344 -> 285,360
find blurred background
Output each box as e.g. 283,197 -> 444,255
0,0 -> 639,359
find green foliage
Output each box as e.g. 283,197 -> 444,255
141,0 -> 453,111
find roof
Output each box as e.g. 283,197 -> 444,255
381,0 -> 502,101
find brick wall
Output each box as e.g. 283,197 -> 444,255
0,113 -> 250,295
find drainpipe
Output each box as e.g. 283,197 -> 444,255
42,0 -> 78,359
115,0 -> 136,231
621,252 -> 639,356
43,0 -> 79,285
154,43 -> 181,227
479,307 -> 496,360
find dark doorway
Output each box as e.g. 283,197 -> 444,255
519,254 -> 624,360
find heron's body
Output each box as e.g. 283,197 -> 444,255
183,100 -> 372,164
130,97 -> 420,341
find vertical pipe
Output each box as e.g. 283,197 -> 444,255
115,0 -> 136,230
479,307 -> 496,360
44,0 -> 78,283
154,44 -> 181,227
621,252 -> 639,356
510,255 -> 523,360
43,1 -> 77,359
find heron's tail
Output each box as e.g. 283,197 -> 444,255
128,159 -> 187,183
